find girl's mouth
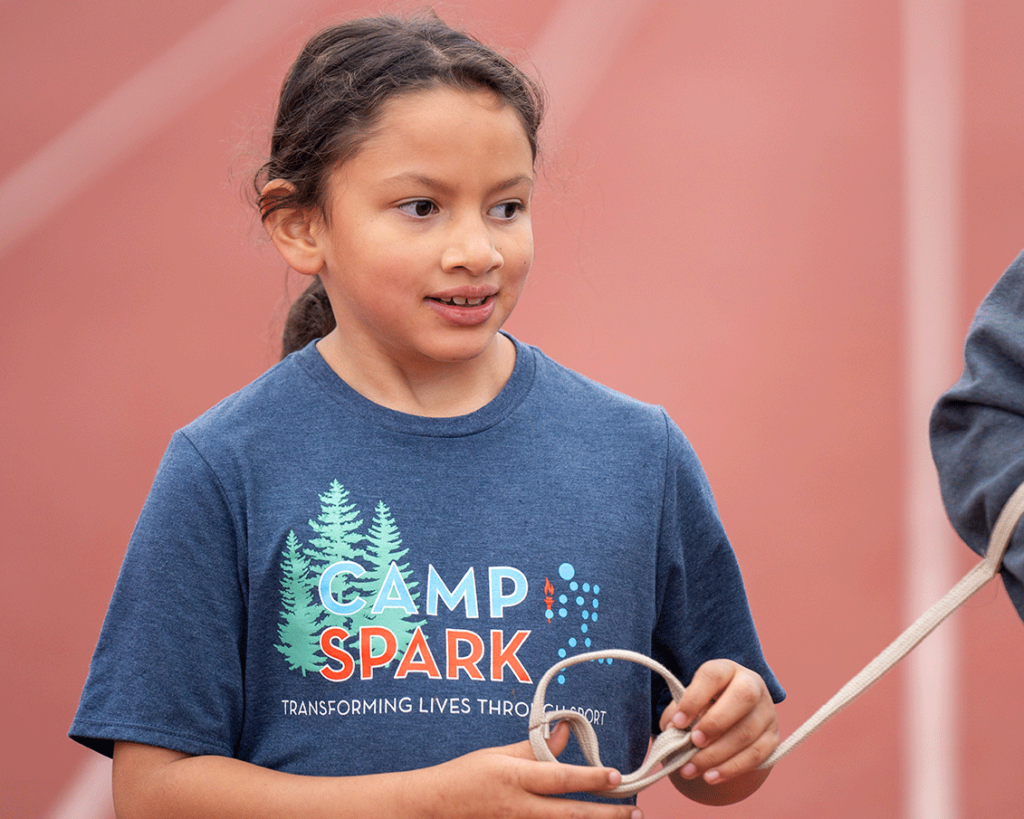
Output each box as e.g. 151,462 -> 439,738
425,293 -> 498,327
430,295 -> 490,307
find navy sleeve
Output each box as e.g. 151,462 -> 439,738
69,431 -> 247,757
930,250 -> 1024,622
649,413 -> 784,728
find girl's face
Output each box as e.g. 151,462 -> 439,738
310,85 -> 535,380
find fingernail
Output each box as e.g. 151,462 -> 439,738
704,770 -> 720,784
691,729 -> 707,747
671,711 -> 690,728
681,763 -> 697,779
631,810 -> 644,819
608,769 -> 622,786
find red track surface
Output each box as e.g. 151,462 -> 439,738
3,2 -> 1023,817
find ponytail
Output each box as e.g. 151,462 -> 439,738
281,276 -> 336,359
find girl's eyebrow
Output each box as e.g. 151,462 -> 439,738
382,172 -> 534,196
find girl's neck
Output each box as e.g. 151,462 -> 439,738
315,330 -> 517,418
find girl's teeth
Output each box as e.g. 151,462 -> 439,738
444,296 -> 485,306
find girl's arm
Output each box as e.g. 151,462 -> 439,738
112,723 -> 643,819
659,659 -> 779,806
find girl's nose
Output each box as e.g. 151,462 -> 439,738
442,217 -> 503,275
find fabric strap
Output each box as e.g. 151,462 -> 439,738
529,648 -> 697,798
529,479 -> 1024,797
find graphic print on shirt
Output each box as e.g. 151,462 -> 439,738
544,561 -> 610,685
276,480 -> 425,677
275,480 -> 608,688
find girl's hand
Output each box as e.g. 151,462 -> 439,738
659,659 -> 778,805
113,728 -> 643,819
419,721 -> 642,819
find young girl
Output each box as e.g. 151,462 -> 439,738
70,14 -> 784,818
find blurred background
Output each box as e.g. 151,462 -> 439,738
3,0 -> 1023,816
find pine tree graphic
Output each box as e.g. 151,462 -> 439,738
274,530 -> 323,675
305,480 -> 365,633
275,482 -> 431,678
352,501 -> 426,660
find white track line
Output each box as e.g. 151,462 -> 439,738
0,0 -> 307,258
47,754 -> 113,819
528,0 -> 656,140
900,1 -> 963,817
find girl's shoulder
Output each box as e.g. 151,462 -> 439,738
525,341 -> 676,432
520,340 -> 704,474
177,342 -> 325,451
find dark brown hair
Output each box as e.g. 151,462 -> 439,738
255,13 -> 545,358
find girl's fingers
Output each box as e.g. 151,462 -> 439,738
688,666 -> 766,745
489,735 -> 628,796
659,699 -> 682,732
521,759 -> 625,796
443,746 -> 643,819
669,660 -> 738,729
521,766 -> 643,819
705,728 -> 778,784
545,720 -> 571,756
681,705 -> 778,782
662,659 -> 778,784
486,721 -> 571,764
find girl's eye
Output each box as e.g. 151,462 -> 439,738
489,201 -> 523,220
398,199 -> 438,218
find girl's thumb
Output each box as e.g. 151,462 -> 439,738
494,720 -> 571,760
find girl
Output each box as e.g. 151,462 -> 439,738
70,14 -> 784,818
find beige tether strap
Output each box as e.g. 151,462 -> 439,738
530,649 -> 696,798
530,480 -> 1024,798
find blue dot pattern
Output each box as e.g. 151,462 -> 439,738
550,563 -> 609,683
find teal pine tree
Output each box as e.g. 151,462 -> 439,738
274,530 -> 324,676
353,501 -> 425,661
306,480 -> 366,633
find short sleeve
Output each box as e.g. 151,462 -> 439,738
931,249 -> 1024,621
648,414 -> 784,728
69,431 -> 247,757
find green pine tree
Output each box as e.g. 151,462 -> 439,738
353,501 -> 426,661
274,530 -> 324,676
305,480 -> 366,633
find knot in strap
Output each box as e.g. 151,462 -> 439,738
529,649 -> 696,799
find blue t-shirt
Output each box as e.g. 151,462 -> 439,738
70,337 -> 783,796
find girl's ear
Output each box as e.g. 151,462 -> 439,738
261,180 -> 324,276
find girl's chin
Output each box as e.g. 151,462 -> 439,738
420,335 -> 503,365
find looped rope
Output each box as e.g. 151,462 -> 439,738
530,479 -> 1024,797
529,649 -> 697,798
